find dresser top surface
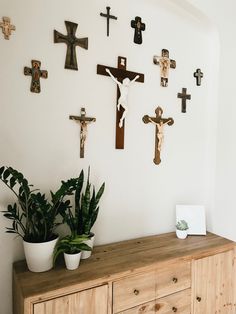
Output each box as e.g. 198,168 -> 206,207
13,232 -> 235,300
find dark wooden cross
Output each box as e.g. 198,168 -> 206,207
24,60 -> 48,93
54,21 -> 88,71
131,16 -> 145,44
97,56 -> 144,149
143,107 -> 174,165
153,49 -> 176,87
69,108 -> 96,158
177,88 -> 191,113
194,68 -> 203,86
0,17 -> 15,40
100,7 -> 117,37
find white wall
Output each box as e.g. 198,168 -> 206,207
0,0 -> 219,313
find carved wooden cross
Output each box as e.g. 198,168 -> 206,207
69,108 -> 96,158
153,49 -> 176,87
177,88 -> 191,113
131,16 -> 145,44
0,17 -> 15,40
194,68 -> 203,86
143,107 -> 174,165
97,56 -> 144,149
24,60 -> 48,93
54,21 -> 88,70
100,7 -> 117,37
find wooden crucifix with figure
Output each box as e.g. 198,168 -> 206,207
97,56 -> 144,149
153,49 -> 176,87
143,107 -> 174,165
69,108 -> 96,158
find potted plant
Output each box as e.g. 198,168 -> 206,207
53,234 -> 91,270
59,168 -> 105,259
0,166 -> 79,272
176,220 -> 189,239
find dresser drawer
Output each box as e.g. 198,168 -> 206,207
117,289 -> 191,314
113,271 -> 156,313
156,261 -> 191,298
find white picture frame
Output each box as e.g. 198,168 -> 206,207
176,205 -> 206,235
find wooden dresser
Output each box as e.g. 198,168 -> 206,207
13,232 -> 236,314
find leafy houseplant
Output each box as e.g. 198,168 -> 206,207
0,166 -> 80,271
176,220 -> 189,239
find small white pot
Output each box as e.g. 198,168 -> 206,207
176,229 -> 188,239
23,236 -> 58,272
81,233 -> 95,259
64,252 -> 81,270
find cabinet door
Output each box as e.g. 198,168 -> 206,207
192,250 -> 235,314
33,285 -> 108,314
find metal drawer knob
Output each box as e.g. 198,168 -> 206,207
172,307 -> 178,312
172,277 -> 178,283
133,289 -> 140,295
196,296 -> 201,302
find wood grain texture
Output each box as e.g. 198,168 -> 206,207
118,289 -> 191,314
192,250 -> 236,313
33,285 -> 108,314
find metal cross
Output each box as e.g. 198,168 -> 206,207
177,88 -> 191,113
100,7 -> 117,37
69,108 -> 96,158
0,17 -> 15,40
24,60 -> 48,93
194,68 -> 203,86
131,16 -> 145,44
54,21 -> 88,70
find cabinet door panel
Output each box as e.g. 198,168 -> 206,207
192,250 -> 235,314
34,285 -> 108,314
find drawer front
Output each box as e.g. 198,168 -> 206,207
113,271 -> 156,313
118,289 -> 191,314
156,261 -> 191,298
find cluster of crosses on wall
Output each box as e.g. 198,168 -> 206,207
0,10 -> 204,165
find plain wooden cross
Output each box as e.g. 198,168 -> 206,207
177,88 -> 191,113
143,107 -> 174,165
54,21 -> 88,70
69,108 -> 96,158
100,7 -> 117,37
97,56 -> 144,149
0,17 -> 15,40
153,49 -> 176,87
194,68 -> 203,86
24,60 -> 48,93
131,16 -> 146,44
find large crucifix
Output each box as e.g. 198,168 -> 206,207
97,56 -> 144,149
177,88 -> 191,113
100,7 -> 117,37
153,49 -> 176,87
69,108 -> 96,158
54,21 -> 88,70
0,17 -> 15,40
24,60 -> 48,93
143,107 -> 174,165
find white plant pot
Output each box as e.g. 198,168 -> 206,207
176,230 -> 188,239
64,252 -> 81,270
23,236 -> 58,272
81,234 -> 95,259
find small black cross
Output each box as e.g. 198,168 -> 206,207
100,7 -> 117,37
194,68 -> 203,86
177,88 -> 191,113
54,21 -> 88,71
131,16 -> 145,44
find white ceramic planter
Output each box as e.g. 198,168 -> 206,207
81,234 -> 95,259
176,229 -> 188,239
64,252 -> 81,270
23,236 -> 58,272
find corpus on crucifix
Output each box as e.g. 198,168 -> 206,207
153,49 -> 176,87
97,56 -> 144,149
69,108 -> 96,158
0,17 -> 15,40
24,60 -> 48,93
54,21 -> 88,70
143,107 -> 174,165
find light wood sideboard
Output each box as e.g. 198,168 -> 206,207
13,232 -> 236,314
